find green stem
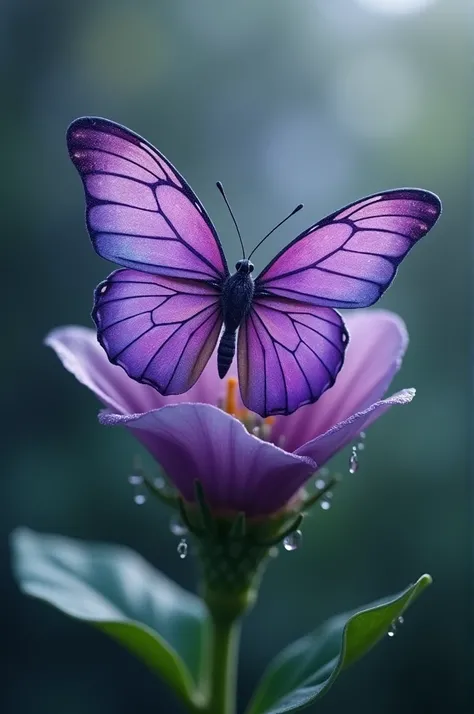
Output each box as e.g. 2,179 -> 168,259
205,613 -> 241,714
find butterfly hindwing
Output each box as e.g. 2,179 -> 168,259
255,189 -> 441,307
67,117 -> 229,283
238,296 -> 347,416
94,269 -> 223,394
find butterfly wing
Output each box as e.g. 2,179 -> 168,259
67,116 -> 229,283
239,188 -> 440,415
94,269 -> 223,394
238,296 -> 347,416
255,189 -> 441,307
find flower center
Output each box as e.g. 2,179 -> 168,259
221,377 -> 275,440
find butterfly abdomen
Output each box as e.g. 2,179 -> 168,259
217,330 -> 236,378
217,267 -> 255,378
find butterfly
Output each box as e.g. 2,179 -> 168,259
67,117 -> 441,417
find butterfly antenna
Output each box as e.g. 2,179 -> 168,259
248,203 -> 303,261
216,181 -> 246,259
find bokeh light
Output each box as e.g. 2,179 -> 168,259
356,0 -> 437,14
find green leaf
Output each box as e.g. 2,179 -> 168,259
11,528 -> 208,708
246,574 -> 432,714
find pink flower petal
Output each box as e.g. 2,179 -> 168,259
295,388 -> 415,466
45,326 -> 161,414
100,404 -> 317,516
271,310 -> 408,452
45,326 -> 226,413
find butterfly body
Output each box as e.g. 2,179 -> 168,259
218,259 -> 255,377
67,116 -> 441,417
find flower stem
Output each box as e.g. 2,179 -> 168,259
206,613 -> 241,714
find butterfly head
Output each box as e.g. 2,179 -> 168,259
235,259 -> 254,274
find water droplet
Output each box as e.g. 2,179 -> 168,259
349,446 -> 359,474
320,489 -> 333,509
177,538 -> 188,559
315,478 -> 326,490
387,615 -> 404,638
283,530 -> 302,551
99,284 -> 108,294
153,476 -> 165,489
129,473 -> 146,505
170,516 -> 188,537
357,431 -> 366,451
319,467 -> 330,477
128,474 -> 143,486
269,546 -> 279,559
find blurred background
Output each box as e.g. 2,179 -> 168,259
2,0 -> 470,712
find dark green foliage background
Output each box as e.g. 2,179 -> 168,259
2,1 -> 469,712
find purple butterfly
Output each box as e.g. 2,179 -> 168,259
67,117 -> 441,417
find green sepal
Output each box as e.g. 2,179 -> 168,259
178,482 -> 305,620
246,574 -> 432,714
11,528 -> 208,709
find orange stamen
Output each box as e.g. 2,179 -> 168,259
225,377 -> 238,415
264,416 -> 275,425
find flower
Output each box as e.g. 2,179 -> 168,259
46,310 -> 413,518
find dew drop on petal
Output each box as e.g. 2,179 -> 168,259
134,493 -> 146,506
320,499 -> 332,510
153,476 -> 165,489
177,538 -> 188,559
349,446 -> 359,474
397,615 -> 405,625
315,478 -> 326,490
269,546 -> 280,559
170,516 -> 188,537
283,529 -> 302,551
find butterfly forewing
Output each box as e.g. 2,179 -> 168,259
255,189 -> 441,308
67,117 -> 229,282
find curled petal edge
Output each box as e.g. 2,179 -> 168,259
295,388 -> 416,465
